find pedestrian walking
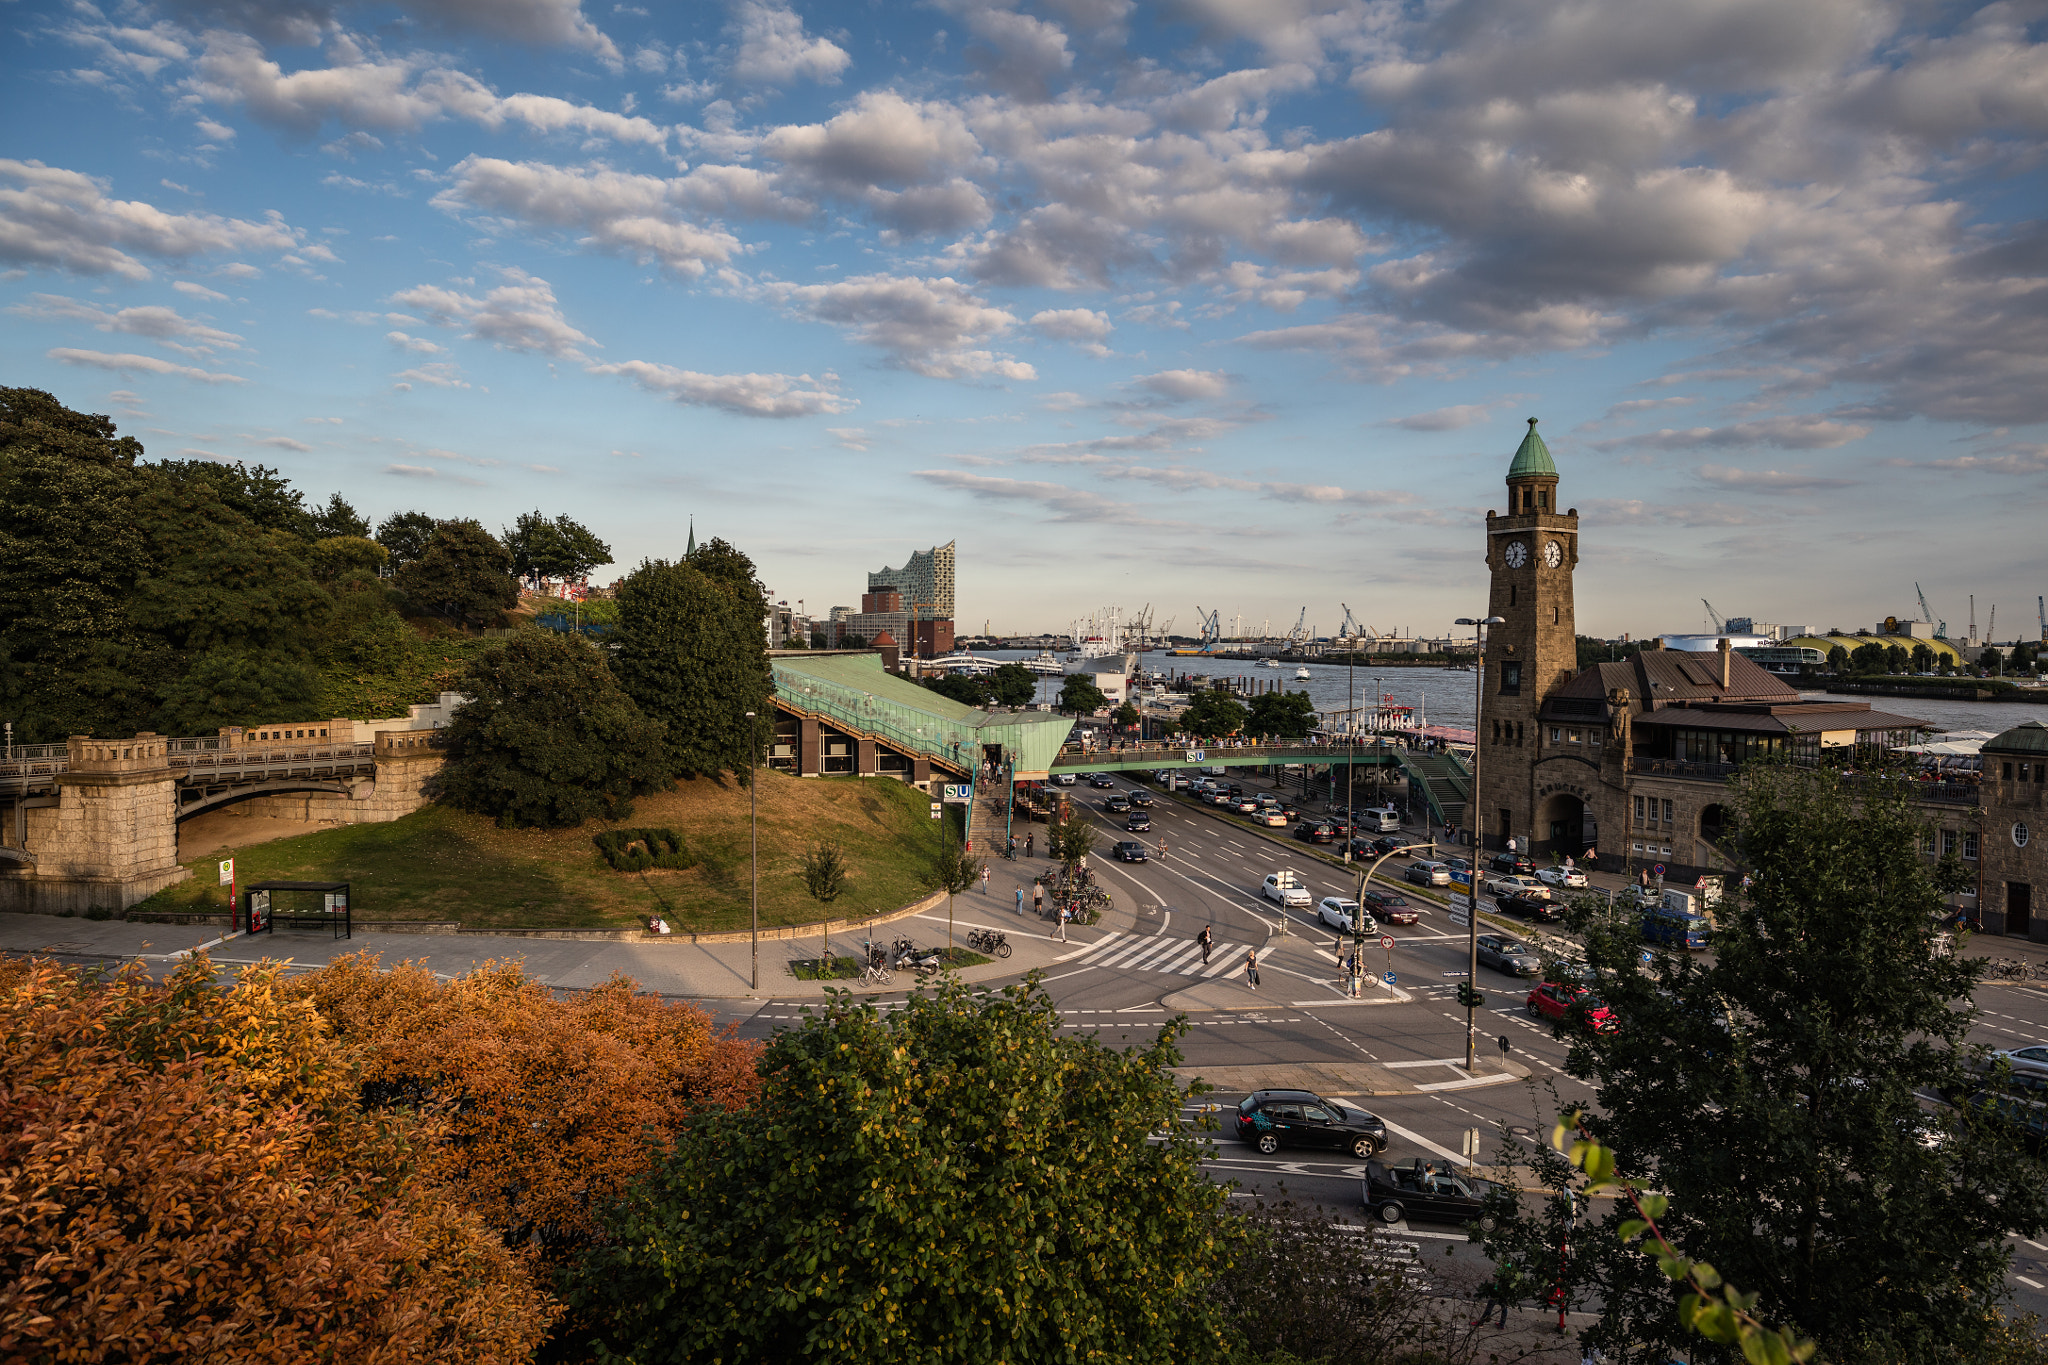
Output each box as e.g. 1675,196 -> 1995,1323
1472,1270 -> 1513,1329
1245,948 -> 1260,991
1033,881 -> 1044,915
1016,887 -> 1025,916
1499,1034 -> 1512,1059
1008,833 -> 1018,858
980,865 -> 991,895
1159,836 -> 1168,857
1026,832 -> 1035,857
1198,925 -> 1213,965
1057,903 -> 1070,942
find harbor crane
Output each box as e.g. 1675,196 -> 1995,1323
2040,595 -> 2046,644
1915,583 -> 1948,638
1987,603 -> 1996,644
1339,603 -> 1360,640
1193,605 -> 1222,652
1286,607 -> 1308,646
1702,599 -> 1725,633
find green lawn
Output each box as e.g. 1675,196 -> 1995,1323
140,771 -> 950,933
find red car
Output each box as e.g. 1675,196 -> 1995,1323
1361,889 -> 1420,925
1526,982 -> 1616,1032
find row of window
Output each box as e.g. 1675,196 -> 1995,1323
1547,726 -> 1603,748
1491,720 -> 1526,746
2004,761 -> 2046,783
1634,795 -> 1675,825
1922,828 -> 1982,860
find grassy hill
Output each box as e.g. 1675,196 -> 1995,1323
140,771 -> 946,933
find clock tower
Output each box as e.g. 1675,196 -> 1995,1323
1478,418 -> 1578,853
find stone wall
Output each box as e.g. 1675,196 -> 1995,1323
0,735 -> 191,914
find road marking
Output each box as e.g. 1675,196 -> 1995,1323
1053,932 -> 1121,962
2018,1275 -> 2045,1289
2027,1240 -> 2048,1251
1379,1118 -> 1468,1165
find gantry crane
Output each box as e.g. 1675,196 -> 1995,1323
1702,599 -> 1725,633
1916,583 -> 1948,638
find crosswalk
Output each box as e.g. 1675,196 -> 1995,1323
1062,930 -> 1247,978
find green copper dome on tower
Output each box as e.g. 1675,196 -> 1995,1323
1507,417 -> 1555,478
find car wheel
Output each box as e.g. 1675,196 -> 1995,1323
1377,1201 -> 1404,1225
1526,1001 -> 1542,1018
1351,1136 -> 1377,1159
1255,1133 -> 1280,1155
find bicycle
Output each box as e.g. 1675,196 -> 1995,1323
1987,958 -> 2033,982
968,928 -> 1013,959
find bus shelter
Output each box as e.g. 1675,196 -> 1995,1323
240,880 -> 352,939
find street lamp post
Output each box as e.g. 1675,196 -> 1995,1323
1452,615 -> 1505,1070
745,710 -> 759,991
1351,839 -> 1437,994
1345,642 -> 1355,863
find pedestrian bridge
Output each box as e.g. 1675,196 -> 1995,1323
1045,741 -> 1471,828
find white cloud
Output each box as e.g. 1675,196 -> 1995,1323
11,293 -> 245,355
765,273 -> 1034,381
827,426 -> 871,450
48,347 -> 245,383
171,280 -> 230,302
1595,415 -> 1873,452
392,362 -> 471,389
1135,368 -> 1229,401
386,330 -> 448,354
760,91 -> 989,233
391,268 -> 598,358
246,434 -> 313,452
1695,464 -> 1855,491
1386,403 -> 1491,431
587,359 -> 854,417
1029,307 -> 1112,354
0,159 -> 299,280
913,469 -> 1186,527
434,157 -> 743,278
728,2 -> 851,86
195,118 -> 237,142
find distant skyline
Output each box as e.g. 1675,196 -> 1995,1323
4,1 -> 2046,640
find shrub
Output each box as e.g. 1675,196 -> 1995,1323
593,827 -> 698,872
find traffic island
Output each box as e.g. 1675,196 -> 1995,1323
1172,1055 -> 1531,1098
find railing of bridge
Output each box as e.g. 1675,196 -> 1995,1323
775,687 -> 977,772
1050,740 -> 1402,767
1,739 -> 382,797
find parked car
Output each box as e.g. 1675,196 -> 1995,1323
1089,774 -> 1117,788
1964,1046 -> 2048,1093
1477,934 -> 1542,976
1527,981 -> 1616,1031
1489,851 -> 1536,875
1316,898 -> 1376,934
1497,890 -> 1564,923
1361,889 -> 1419,924
1536,865 -> 1588,889
1129,791 -> 1153,808
1406,860 -> 1452,887
1104,794 -> 1131,813
1293,821 -> 1337,844
1125,814 -> 1152,832
1113,840 -> 1149,863
1362,1158 -> 1500,1226
1484,872 -> 1550,899
1237,1089 -> 1387,1157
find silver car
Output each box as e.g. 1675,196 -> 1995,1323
1316,897 -> 1377,935
1406,860 -> 1451,887
1476,933 -> 1542,977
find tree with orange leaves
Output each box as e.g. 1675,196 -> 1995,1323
0,956 -> 556,1364
293,954 -> 759,1256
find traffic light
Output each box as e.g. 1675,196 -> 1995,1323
1456,983 -> 1487,1010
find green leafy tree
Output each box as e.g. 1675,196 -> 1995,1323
919,819 -> 983,950
2014,642 -> 2038,674
1849,641 -> 1888,674
0,387 -> 156,740
151,458 -> 311,538
990,662 -> 1036,707
1181,689 -> 1248,739
1113,700 -> 1142,728
926,672 -> 992,707
308,535 -> 388,584
503,510 -> 615,591
1982,647 -> 2004,676
152,648 -> 324,735
374,510 -> 439,572
1246,689 -> 1316,739
561,980 -> 1239,1364
1483,764 -> 2048,1365
1910,642 -> 1934,673
1050,809 -> 1096,873
309,491 -> 371,540
437,632 -> 668,828
1058,673 -> 1108,714
799,840 -> 851,962
1885,643 -> 1910,674
1826,645 -> 1849,674
809,628 -> 830,649
611,556 -> 771,782
394,519 -> 517,629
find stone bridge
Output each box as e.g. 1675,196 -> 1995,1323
0,729 -> 448,915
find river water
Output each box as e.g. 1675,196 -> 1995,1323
975,650 -> 2048,737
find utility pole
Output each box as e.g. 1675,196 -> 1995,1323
1453,615 -> 1504,1070
746,710 -> 759,991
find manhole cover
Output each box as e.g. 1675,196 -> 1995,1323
1507,1125 -> 1538,1141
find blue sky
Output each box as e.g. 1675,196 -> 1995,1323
5,0 -> 2046,641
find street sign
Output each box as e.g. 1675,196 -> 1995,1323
1383,971 -> 1397,985
218,858 -> 234,885
1380,935 -> 1395,950
929,803 -> 943,819
1449,909 -> 1471,928
1653,862 -> 1666,877
1185,749 -> 1205,762
943,784 -> 971,803
1461,1128 -> 1480,1157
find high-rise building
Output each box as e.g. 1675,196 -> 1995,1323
868,541 -> 955,619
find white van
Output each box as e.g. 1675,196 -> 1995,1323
1363,807 -> 1402,833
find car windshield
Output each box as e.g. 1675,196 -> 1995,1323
1330,901 -> 1358,913
1503,941 -> 1532,953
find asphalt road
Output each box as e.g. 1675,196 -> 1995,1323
729,764 -> 2048,1318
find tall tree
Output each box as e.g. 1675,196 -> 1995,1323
374,510 -> 439,572
0,387 -> 155,740
1058,673 -> 1108,714
503,509 -> 567,590
1246,689 -> 1316,739
438,632 -> 670,828
1181,689 -> 1248,738
309,490 -> 371,539
561,981 -> 1239,1363
613,554 -> 771,782
394,519 -> 517,629
926,671 -> 992,707
990,662 -> 1037,707
151,458 -> 311,538
1483,764 -> 2048,1365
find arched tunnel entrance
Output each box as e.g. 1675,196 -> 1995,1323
1536,792 -> 1591,860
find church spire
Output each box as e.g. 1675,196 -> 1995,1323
687,516 -> 696,556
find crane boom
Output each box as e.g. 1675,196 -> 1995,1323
1701,598 -> 1725,633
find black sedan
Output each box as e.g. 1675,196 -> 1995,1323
1104,794 -> 1131,812
1125,813 -> 1152,832
1129,791 -> 1153,807
1089,774 -> 1117,788
1497,890 -> 1564,922
1235,1089 -> 1388,1158
1112,840 -> 1149,862
1362,1158 -> 1500,1225
1293,821 -> 1337,844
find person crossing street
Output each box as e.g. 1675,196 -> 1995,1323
1198,925 -> 1213,965
1245,948 -> 1260,991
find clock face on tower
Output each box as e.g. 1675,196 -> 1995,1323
1544,539 -> 1563,568
1503,540 -> 1528,569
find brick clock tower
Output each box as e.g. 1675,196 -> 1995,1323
1478,418 -> 1578,854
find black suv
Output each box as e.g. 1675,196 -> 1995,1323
1113,840 -> 1149,862
1489,851 -> 1535,875
1236,1089 -> 1387,1158
1293,821 -> 1336,844
1362,1158 -> 1500,1225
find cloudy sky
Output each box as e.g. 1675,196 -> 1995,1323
5,0 -> 2046,640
